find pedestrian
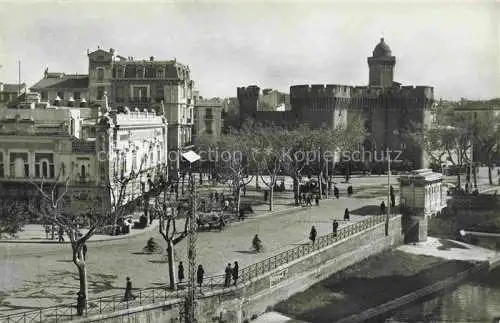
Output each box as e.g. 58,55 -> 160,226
306,194 -> 312,206
309,226 -> 317,245
298,192 -> 302,205
197,264 -> 205,288
344,208 -> 350,221
232,261 -> 239,286
178,262 -> 185,284
124,277 -> 135,300
219,216 -> 225,231
58,227 -> 64,243
347,185 -> 353,197
239,208 -> 245,222
390,193 -> 395,208
334,186 -> 339,199
82,243 -> 87,261
332,220 -> 339,236
224,263 -> 232,287
380,201 -> 386,215
315,195 -> 319,206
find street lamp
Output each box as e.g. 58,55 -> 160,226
385,148 -> 391,236
181,150 -> 201,323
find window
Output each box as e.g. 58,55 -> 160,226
145,66 -> 155,78
73,91 -> 81,100
156,86 -> 164,101
132,86 -> 148,100
157,148 -> 161,163
10,152 -> 29,178
57,91 -> 64,100
35,153 -> 55,178
150,151 -> 154,166
81,165 -> 86,179
136,67 -> 144,78
41,92 -> 48,100
97,55 -> 104,60
0,152 -> 4,177
97,87 -> 105,100
125,66 -> 136,78
157,68 -> 164,78
97,68 -> 104,81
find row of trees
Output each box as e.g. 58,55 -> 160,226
195,117 -> 367,213
409,100 -> 500,187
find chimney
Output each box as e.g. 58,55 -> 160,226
109,48 -> 115,55
150,56 -> 154,61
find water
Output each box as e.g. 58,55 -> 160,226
385,266 -> 500,322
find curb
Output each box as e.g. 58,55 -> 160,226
0,204 -> 306,245
0,222 -> 160,244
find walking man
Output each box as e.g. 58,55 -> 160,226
332,220 -> 339,236
334,186 -> 339,199
224,263 -> 232,287
197,265 -> 205,288
232,261 -> 239,286
344,208 -> 350,221
124,277 -> 135,300
309,226 -> 317,245
178,261 -> 185,285
380,201 -> 386,215
58,227 -> 64,243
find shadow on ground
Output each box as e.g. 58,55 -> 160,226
349,205 -> 380,216
437,239 -> 469,250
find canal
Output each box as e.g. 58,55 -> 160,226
384,266 -> 500,322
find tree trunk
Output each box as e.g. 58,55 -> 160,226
317,172 -> 323,200
488,156 -> 493,185
293,175 -> 299,206
236,185 -> 241,215
473,163 -> 478,189
325,160 -> 329,198
269,184 -> 274,212
76,252 -> 88,310
256,170 -> 260,191
457,172 -> 461,189
166,240 -> 177,290
181,174 -> 185,195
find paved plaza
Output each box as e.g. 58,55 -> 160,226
0,172 -> 495,316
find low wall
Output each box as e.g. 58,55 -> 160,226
75,215 -> 404,323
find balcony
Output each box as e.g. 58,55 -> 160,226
129,97 -> 152,104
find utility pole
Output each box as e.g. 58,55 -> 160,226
385,148 -> 391,236
182,151 -> 200,323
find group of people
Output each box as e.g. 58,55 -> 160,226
224,261 -> 239,287
176,262 -> 207,288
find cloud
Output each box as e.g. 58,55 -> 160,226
0,1 -> 498,100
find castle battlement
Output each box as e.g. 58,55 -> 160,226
237,85 -> 260,98
290,84 -> 352,98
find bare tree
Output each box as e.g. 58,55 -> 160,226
151,195 -> 190,290
28,167 -> 105,312
253,123 -> 288,211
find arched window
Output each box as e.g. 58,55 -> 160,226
81,165 -> 86,179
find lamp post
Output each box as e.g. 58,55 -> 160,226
181,150 -> 201,323
385,148 -> 391,236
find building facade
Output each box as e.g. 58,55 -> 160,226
237,38 -> 434,169
0,82 -> 27,107
193,97 -> 223,140
0,96 -> 167,217
29,47 -> 193,169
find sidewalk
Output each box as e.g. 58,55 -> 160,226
0,220 -> 160,244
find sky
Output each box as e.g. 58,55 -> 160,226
0,0 -> 498,100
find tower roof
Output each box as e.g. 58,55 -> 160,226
372,37 -> 392,57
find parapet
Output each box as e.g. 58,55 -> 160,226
237,85 -> 261,98
290,84 -> 352,98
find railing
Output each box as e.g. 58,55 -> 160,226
0,214 -> 396,322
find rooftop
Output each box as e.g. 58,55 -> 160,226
30,73 -> 89,90
0,82 -> 26,93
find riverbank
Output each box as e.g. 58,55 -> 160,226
272,250 -> 475,323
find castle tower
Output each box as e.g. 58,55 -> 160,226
237,85 -> 260,120
367,38 -> 396,88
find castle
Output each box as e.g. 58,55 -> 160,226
237,38 -> 434,169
